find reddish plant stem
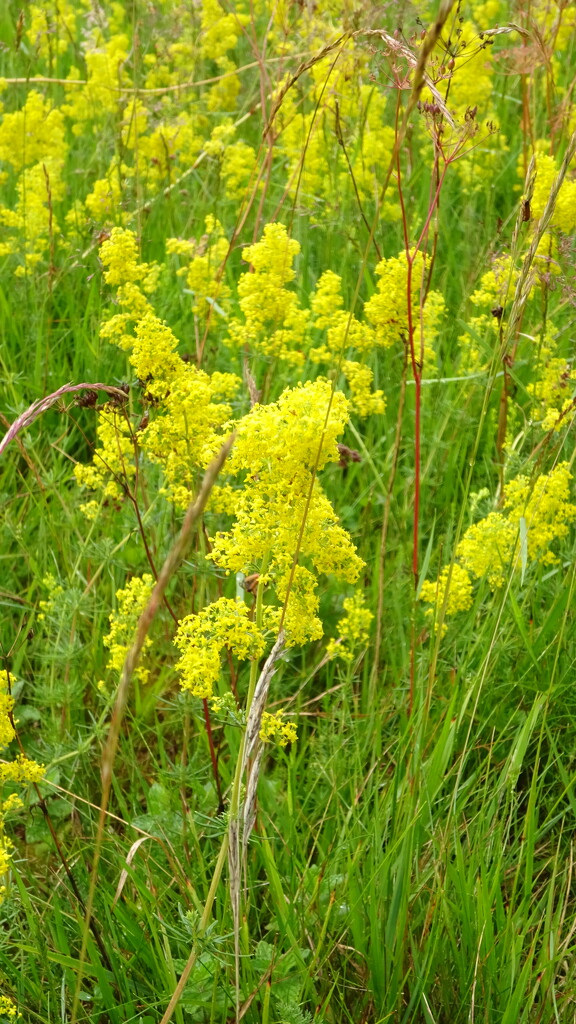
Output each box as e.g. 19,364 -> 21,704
397,148 -> 450,585
202,697 -> 224,811
395,154 -> 421,588
396,143 -> 419,717
371,356 -> 407,693
396,121 -> 452,714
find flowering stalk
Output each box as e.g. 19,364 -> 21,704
228,556 -> 270,1008
71,433 -> 234,1024
159,623 -> 286,1024
395,116 -> 451,712
496,130 -> 576,490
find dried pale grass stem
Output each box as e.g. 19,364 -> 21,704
0,382 -> 129,459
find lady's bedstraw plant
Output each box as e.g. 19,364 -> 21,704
0,672 -> 44,911
164,377 -> 364,1019
327,591 -> 374,663
421,462 -> 576,629
72,217 -> 366,1015
74,225 -> 364,757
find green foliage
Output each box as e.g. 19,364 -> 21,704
2,1 -> 576,1022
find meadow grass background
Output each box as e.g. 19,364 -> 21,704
1,1 -> 576,1022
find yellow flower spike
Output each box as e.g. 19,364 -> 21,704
221,140 -> 259,201
0,995 -> 18,1019
365,250 -> 444,370
0,673 -> 15,750
0,756 -> 45,785
204,379 -> 363,648
174,599 -> 266,700
74,407 -> 135,506
327,591 -> 374,662
178,216 -> 230,321
226,223 -> 309,365
0,92 -> 66,174
504,463 -> 576,565
419,564 -> 474,622
275,566 -> 324,647
260,711 -> 297,747
342,361 -> 385,418
104,574 -> 155,684
421,464 -> 576,628
61,33 -> 130,129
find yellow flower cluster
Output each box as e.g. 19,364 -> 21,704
81,233 -> 367,654
121,97 -> 203,191
308,270 -> 384,416
220,381 -> 356,533
504,462 -> 576,566
0,994 -> 18,1019
0,91 -> 67,272
364,251 -> 445,371
524,145 -> 576,273
207,379 -> 363,646
104,574 -> 155,684
226,223 -> 309,365
0,0 -> 266,249
75,228 -> 240,511
419,563 -> 475,626
274,565 -> 324,647
310,273 -> 361,350
217,231 -> 386,418
37,574 -> 64,622
326,591 -> 373,662
0,91 -> 66,175
141,364 -> 238,508
99,227 -> 160,333
531,149 -> 576,233
273,43 -> 400,221
199,0 -> 247,112
341,361 -> 386,418
221,139 -> 259,201
459,254 -> 522,373
0,673 -> 15,750
0,673 -> 44,907
471,0 -> 504,30
84,162 -> 129,227
0,756 -> 45,785
62,33 -> 130,129
26,0 -> 81,58
167,215 -> 230,323
174,598 -> 266,702
0,680 -> 44,785
529,352 -> 576,432
74,407 -> 135,510
260,711 -> 297,747
421,463 -> 576,624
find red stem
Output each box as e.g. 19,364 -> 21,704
202,698 -> 224,811
396,155 -> 421,579
396,123 -> 451,715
